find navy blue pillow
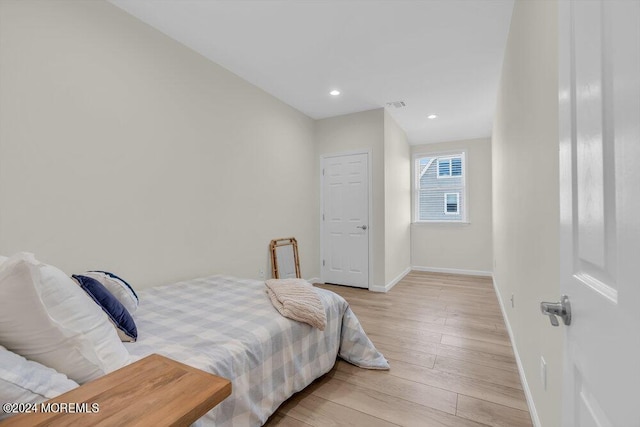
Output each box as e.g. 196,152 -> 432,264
72,275 -> 137,342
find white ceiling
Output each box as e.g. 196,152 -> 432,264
109,0 -> 514,145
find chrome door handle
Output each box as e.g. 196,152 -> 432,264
356,225 -> 368,230
540,295 -> 571,326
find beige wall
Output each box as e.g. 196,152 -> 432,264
314,109 -> 386,288
0,0 -> 318,288
492,1 -> 561,426
411,138 -> 493,274
383,111 -> 411,285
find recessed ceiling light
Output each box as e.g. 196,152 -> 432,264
428,114 -> 438,120
329,90 -> 341,96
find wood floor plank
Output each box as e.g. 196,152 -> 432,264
357,321 -> 443,344
332,360 -> 458,415
434,356 -> 523,390
373,342 -> 437,368
444,317 -> 501,332
445,303 -> 507,318
348,296 -> 448,313
309,376 -> 487,427
456,395 -> 533,427
437,291 -> 502,302
366,331 -> 440,355
368,320 -> 511,346
349,305 -> 448,326
446,311 -> 507,326
278,393 -> 399,427
436,343 -> 518,372
265,413 -> 313,426
403,277 -> 493,291
495,324 -> 508,334
441,334 -> 515,357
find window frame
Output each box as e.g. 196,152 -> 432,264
413,150 -> 468,224
444,192 -> 460,215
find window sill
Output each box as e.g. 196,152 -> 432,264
412,221 -> 470,226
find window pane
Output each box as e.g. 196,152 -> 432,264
438,159 -> 450,176
451,157 -> 462,176
445,193 -> 459,213
417,157 -> 433,188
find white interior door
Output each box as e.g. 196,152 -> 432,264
321,152 -> 369,288
558,1 -> 640,426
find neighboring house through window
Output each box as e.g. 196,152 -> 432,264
437,156 -> 462,178
415,152 -> 466,222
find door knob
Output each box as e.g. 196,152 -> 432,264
540,295 -> 571,326
356,225 -> 368,230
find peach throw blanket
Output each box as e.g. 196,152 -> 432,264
265,279 -> 327,330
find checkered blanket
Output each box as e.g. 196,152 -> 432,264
124,275 -> 388,426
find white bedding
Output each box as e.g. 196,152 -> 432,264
124,275 -> 388,426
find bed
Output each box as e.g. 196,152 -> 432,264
124,275 -> 388,426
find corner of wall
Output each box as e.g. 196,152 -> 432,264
382,111 -> 411,285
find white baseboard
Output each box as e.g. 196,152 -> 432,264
492,277 -> 541,427
369,266 -> 411,293
307,277 -> 322,284
411,265 -> 493,277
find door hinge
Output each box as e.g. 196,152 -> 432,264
322,169 -> 325,176
322,213 -> 325,221
322,260 -> 325,266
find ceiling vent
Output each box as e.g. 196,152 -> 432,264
386,101 -> 406,109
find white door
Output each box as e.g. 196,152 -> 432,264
321,152 -> 369,288
558,1 -> 640,426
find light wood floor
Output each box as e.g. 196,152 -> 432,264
263,271 -> 532,427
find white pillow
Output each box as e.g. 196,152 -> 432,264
0,253 -> 131,384
0,345 -> 78,421
81,271 -> 139,315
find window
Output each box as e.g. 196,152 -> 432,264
437,157 -> 462,178
415,152 -> 466,222
445,193 -> 460,214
